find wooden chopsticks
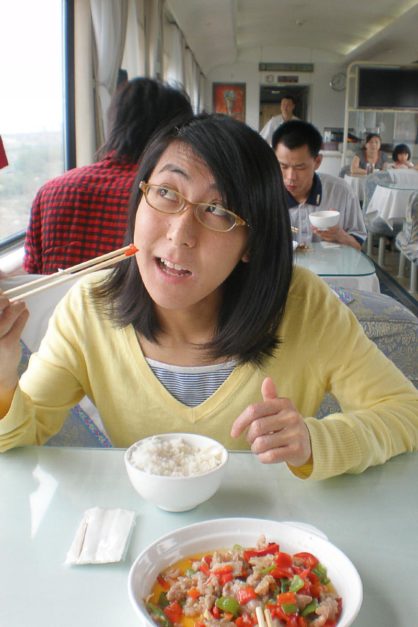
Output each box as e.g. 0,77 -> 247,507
256,607 -> 273,627
4,244 -> 138,302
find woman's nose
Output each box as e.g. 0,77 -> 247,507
165,206 -> 197,247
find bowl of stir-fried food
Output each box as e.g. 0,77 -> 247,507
128,518 -> 362,627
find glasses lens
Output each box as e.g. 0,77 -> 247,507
146,185 -> 182,213
195,203 -> 236,231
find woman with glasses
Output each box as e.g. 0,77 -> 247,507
0,114 -> 417,480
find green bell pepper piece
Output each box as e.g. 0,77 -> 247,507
215,596 -> 240,616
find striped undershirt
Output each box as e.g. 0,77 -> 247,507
146,358 -> 237,407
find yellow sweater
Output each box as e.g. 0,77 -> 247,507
1,267 -> 417,480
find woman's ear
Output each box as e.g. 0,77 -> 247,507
241,251 -> 250,263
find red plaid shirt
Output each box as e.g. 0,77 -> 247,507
23,154 -> 138,274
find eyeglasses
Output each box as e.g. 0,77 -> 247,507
139,181 -> 247,233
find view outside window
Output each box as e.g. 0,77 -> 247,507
0,0 -> 65,243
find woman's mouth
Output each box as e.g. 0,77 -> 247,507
157,257 -> 192,277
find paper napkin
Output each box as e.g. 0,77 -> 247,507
66,507 -> 135,565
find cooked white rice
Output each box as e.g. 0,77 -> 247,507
130,437 -> 224,477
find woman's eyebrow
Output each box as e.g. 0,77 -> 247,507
158,163 -> 189,178
157,164 -> 219,191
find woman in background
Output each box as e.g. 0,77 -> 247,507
0,114 -> 417,480
350,133 -> 389,175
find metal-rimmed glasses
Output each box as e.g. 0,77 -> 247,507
139,181 -> 247,233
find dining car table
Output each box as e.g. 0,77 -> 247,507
366,181 -> 418,228
1,446 -> 417,626
294,242 -> 379,292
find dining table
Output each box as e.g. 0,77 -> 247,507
366,181 -> 418,228
1,446 -> 417,626
294,242 -> 379,292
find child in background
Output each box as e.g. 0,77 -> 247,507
391,143 -> 415,169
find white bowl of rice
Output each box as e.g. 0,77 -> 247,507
124,433 -> 228,512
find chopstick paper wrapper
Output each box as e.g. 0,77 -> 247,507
66,507 -> 135,565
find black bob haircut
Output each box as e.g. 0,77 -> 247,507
272,119 -> 323,157
392,143 -> 411,162
93,113 -> 293,365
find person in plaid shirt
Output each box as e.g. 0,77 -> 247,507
23,78 -> 192,274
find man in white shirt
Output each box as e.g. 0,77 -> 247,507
272,120 -> 367,250
260,95 -> 299,146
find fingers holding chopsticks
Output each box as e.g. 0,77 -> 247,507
0,292 -> 28,393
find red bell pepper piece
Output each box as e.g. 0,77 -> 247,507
275,551 -> 293,568
212,605 -> 221,619
236,585 -> 257,605
293,552 -> 319,569
212,564 -> 233,575
157,574 -> 170,590
243,542 -> 280,561
219,572 -> 233,585
235,616 -> 255,627
270,566 -> 294,579
163,601 -> 183,624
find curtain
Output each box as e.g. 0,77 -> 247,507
145,0 -> 162,78
163,21 -> 185,90
122,0 -> 146,78
90,0 -> 129,147
184,49 -> 202,113
199,72 -> 206,113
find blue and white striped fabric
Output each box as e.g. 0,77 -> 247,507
146,358 -> 237,407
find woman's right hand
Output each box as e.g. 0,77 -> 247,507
0,293 -> 29,413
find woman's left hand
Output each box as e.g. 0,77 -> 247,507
230,377 -> 312,467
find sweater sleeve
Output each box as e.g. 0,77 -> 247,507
0,281 -> 90,451
288,274 -> 418,480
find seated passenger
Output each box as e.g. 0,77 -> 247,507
390,143 -> 415,169
350,133 -> 389,175
23,78 -> 192,274
272,120 -> 367,250
1,114 -> 417,481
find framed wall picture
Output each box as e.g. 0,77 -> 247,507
212,83 -> 246,121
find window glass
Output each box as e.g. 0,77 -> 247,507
0,0 -> 65,243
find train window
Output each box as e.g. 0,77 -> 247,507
0,0 -> 66,246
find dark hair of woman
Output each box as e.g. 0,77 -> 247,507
392,143 -> 411,161
93,114 -> 293,365
97,77 -> 193,163
363,133 -> 381,147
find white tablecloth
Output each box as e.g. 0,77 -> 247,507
387,168 -> 418,187
366,185 -> 416,228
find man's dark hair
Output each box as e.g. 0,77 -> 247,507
281,94 -> 296,105
272,119 -> 323,157
93,114 -> 293,365
392,143 -> 411,162
98,77 -> 193,163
